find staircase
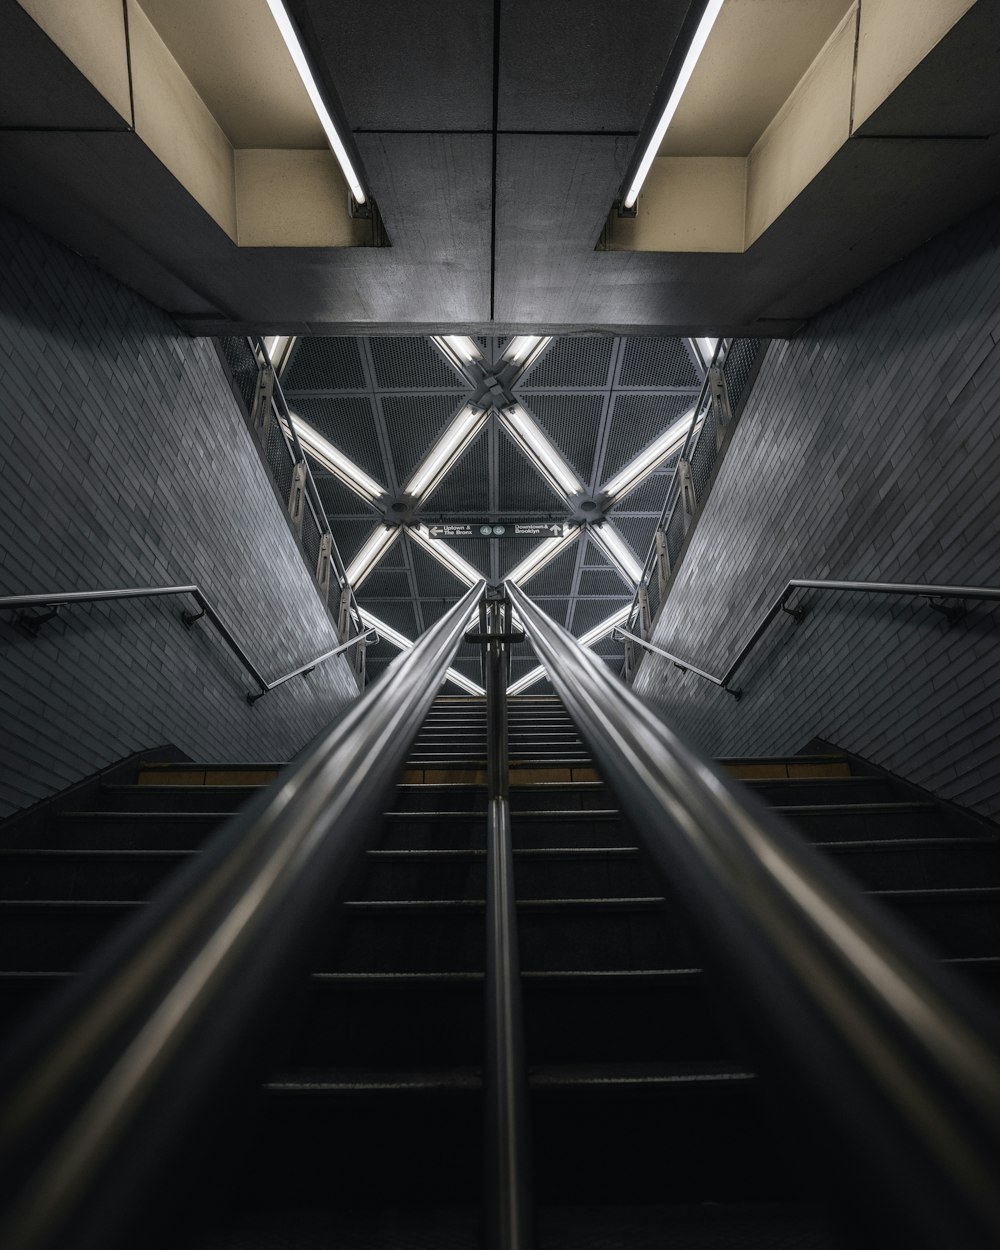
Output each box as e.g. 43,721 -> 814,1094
1,695 -> 999,1246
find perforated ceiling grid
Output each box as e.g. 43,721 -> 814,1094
283,333 -> 711,679
369,337 -> 467,390
517,392 -> 605,487
599,393 -> 694,486
520,336 -> 615,389
289,396 -> 385,484
427,430 -> 491,514
382,393 -> 472,487
497,427 -> 566,512
283,337 -> 366,391
618,337 -> 701,388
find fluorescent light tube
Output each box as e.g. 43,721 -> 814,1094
623,0 -> 725,209
405,404 -> 488,502
600,407 -> 695,503
360,607 -> 484,695
444,668 -> 486,696
346,526 -> 399,587
292,416 -> 386,503
506,335 -> 543,364
695,337 -> 719,367
443,335 -> 481,363
410,525 -> 482,586
590,524 -> 644,586
508,664 -> 546,696
578,604 -> 632,647
265,0 -> 367,204
502,405 -> 584,499
506,528 -> 579,587
507,603 -> 631,694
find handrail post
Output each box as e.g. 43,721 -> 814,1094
315,532 -> 334,603
479,589 -> 533,1250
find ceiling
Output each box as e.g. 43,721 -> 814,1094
2,0 -> 997,334
276,333 -> 707,692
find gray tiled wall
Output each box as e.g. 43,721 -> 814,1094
634,197 -> 1000,820
0,209 -> 361,819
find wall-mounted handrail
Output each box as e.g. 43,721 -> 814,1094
621,578 -> 1000,698
0,586 -> 373,704
507,579 -> 1000,1250
0,580 -> 485,1250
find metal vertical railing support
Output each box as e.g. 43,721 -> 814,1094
315,532 -> 334,604
287,461 -> 308,538
249,353 -> 275,439
474,590 -> 533,1250
709,364 -> 731,451
653,529 -> 670,600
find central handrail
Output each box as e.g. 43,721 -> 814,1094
0,586 -> 375,703
507,579 -> 1000,1249
0,580 -> 485,1250
618,577 -> 1000,697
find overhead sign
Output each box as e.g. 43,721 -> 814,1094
426,522 -> 569,539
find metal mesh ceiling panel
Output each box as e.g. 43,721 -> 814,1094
314,471 -> 379,516
517,393 -> 604,486
519,336 -> 614,389
570,596 -> 630,637
358,566 -> 411,600
364,599 -> 418,639
408,538 -> 470,599
617,338 -> 701,388
498,427 -> 565,511
420,599 -> 464,629
610,467 -> 675,515
577,565 -> 631,597
611,514 -> 658,561
328,518 -> 383,567
519,540 -> 578,598
289,396 -> 385,484
499,536 -> 545,578
427,429 -> 491,513
383,393 -> 472,487
446,537 -> 491,577
369,337 -> 467,389
591,635 -> 626,657
529,599 -> 569,627
283,338 -> 366,391
600,393 -> 694,486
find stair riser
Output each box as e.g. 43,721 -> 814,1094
781,808 -> 949,842
45,814 -> 226,849
330,908 -> 686,974
745,777 -> 902,805
379,817 -> 622,851
359,855 -> 649,901
0,856 -> 188,900
280,979 -> 732,1068
827,845 -> 1000,891
229,1082 -> 781,1207
95,787 -> 259,814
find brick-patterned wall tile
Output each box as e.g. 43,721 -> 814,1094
0,210 -> 361,818
634,198 -> 1000,820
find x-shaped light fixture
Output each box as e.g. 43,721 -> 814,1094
283,331 -> 711,692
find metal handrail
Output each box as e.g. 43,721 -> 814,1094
619,578 -> 1000,697
507,579 -> 1000,1249
0,586 -> 374,704
0,580 -> 485,1250
478,593 -> 533,1250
